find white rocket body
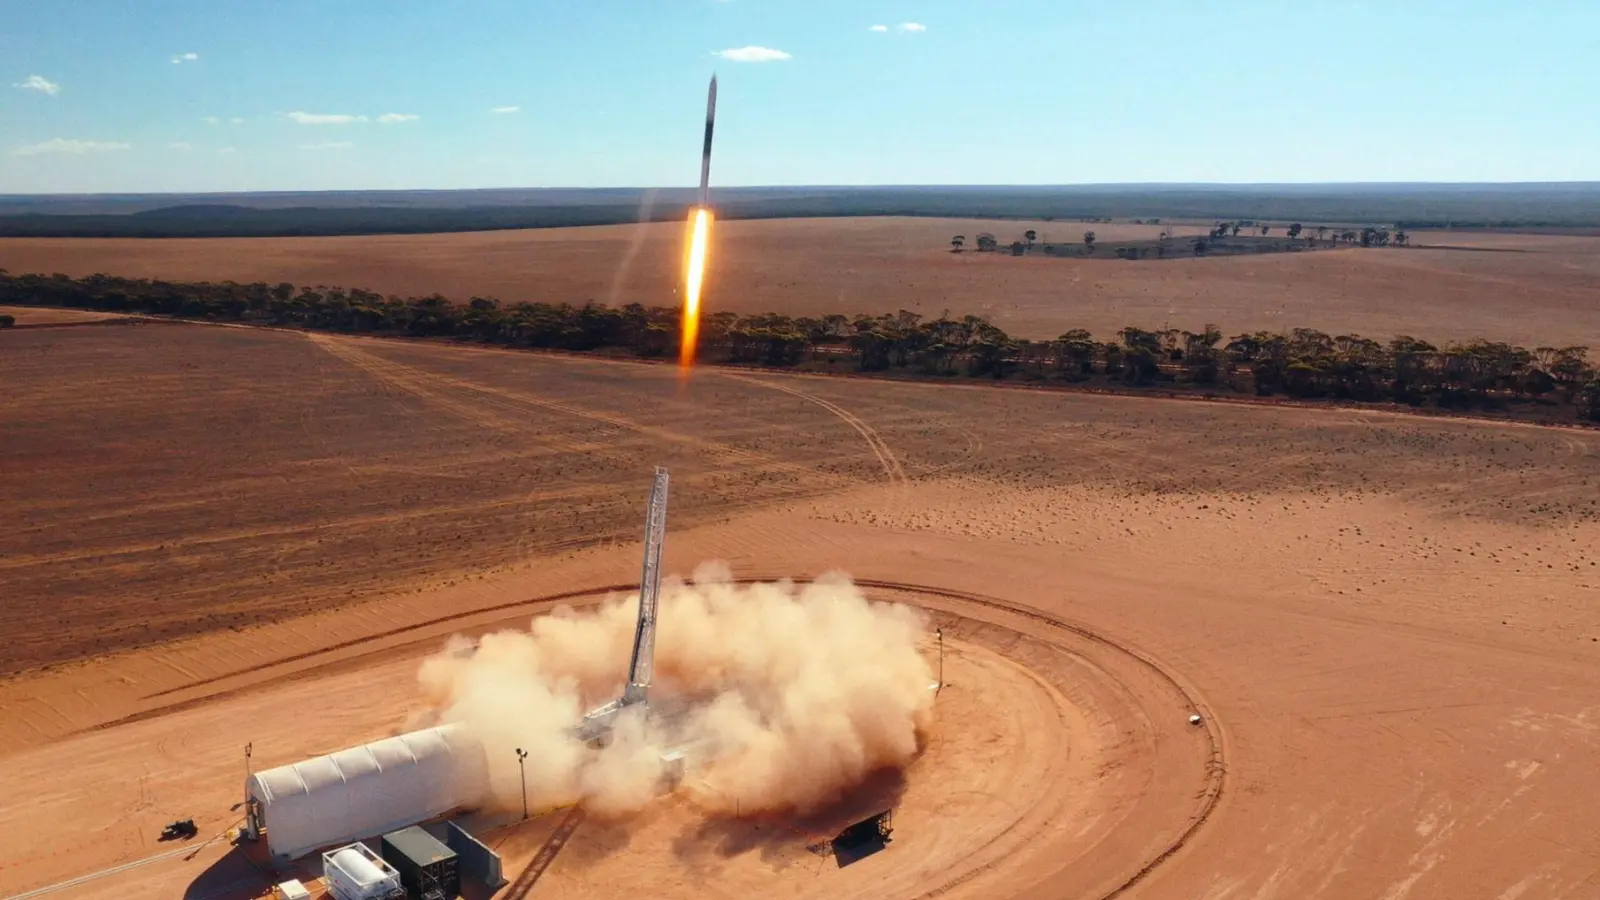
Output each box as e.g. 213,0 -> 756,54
699,76 -> 717,209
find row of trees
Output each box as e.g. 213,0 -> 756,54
2,270 -> 1596,423
956,223 -> 1410,256
952,229 -> 1083,254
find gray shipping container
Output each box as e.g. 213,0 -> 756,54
379,826 -> 459,900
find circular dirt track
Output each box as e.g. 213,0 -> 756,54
840,581 -> 1223,900
62,578 -> 1224,900
477,579 -> 1227,900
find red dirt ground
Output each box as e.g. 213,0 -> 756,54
4,218 -> 1599,347
2,321 -> 1599,899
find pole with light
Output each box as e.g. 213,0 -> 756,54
515,748 -> 529,820
936,628 -> 944,694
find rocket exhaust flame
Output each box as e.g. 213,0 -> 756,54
680,208 -> 711,369
680,76 -> 718,371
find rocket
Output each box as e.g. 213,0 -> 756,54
698,75 -> 717,209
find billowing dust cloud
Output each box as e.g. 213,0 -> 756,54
416,563 -> 935,819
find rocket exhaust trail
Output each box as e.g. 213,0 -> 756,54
699,75 -> 717,209
681,75 -> 716,370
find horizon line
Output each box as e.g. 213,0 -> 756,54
4,181 -> 1600,200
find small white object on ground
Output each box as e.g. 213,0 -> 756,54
1188,714 -> 1203,726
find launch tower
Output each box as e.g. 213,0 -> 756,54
577,467 -> 670,743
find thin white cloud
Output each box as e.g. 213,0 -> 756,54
285,111 -> 367,124
376,113 -> 418,123
14,74 -> 61,95
171,52 -> 200,64
230,117 -> 245,125
217,146 -> 237,154
869,24 -> 888,32
898,22 -> 927,32
169,141 -> 192,151
490,105 -> 520,114
202,116 -> 220,125
300,141 -> 354,150
12,138 -> 131,157
714,45 -> 791,62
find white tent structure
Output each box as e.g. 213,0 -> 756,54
245,724 -> 488,862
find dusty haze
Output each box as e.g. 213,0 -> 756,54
416,564 -> 936,818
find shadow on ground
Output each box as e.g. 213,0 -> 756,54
181,840 -> 273,900
670,766 -> 908,870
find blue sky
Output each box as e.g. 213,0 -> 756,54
3,1 -> 1597,193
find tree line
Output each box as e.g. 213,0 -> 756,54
954,223 -> 1410,259
2,269 -> 1596,424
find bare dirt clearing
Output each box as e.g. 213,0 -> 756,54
3,322 -> 1600,899
4,218 -> 1599,347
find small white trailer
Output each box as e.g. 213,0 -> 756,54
322,843 -> 404,900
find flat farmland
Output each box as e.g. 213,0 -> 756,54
0,324 -> 910,676
4,320 -> 1598,681
4,217 -> 1600,348
0,304 -> 125,325
3,319 -> 1600,899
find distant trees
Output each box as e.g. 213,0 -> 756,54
1287,223 -> 1304,239
1083,231 -> 1097,253
951,235 -> 965,252
1024,229 -> 1038,247
975,232 -> 998,252
0,314 -> 13,328
1260,225 -> 1270,236
1057,328 -> 1097,379
1232,223 -> 1242,237
1316,226 -> 1328,241
2,270 -> 1596,423
1582,379 -> 1600,422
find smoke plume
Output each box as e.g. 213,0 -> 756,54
415,563 -> 936,818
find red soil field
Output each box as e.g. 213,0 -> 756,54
3,315 -> 1599,899
0,304 -> 124,326
4,217 -> 1600,348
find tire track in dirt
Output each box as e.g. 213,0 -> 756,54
719,372 -> 908,486
856,581 -> 1228,900
917,420 -> 985,476
310,334 -> 859,488
0,481 -> 639,572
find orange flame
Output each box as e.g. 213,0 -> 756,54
680,207 -> 712,370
